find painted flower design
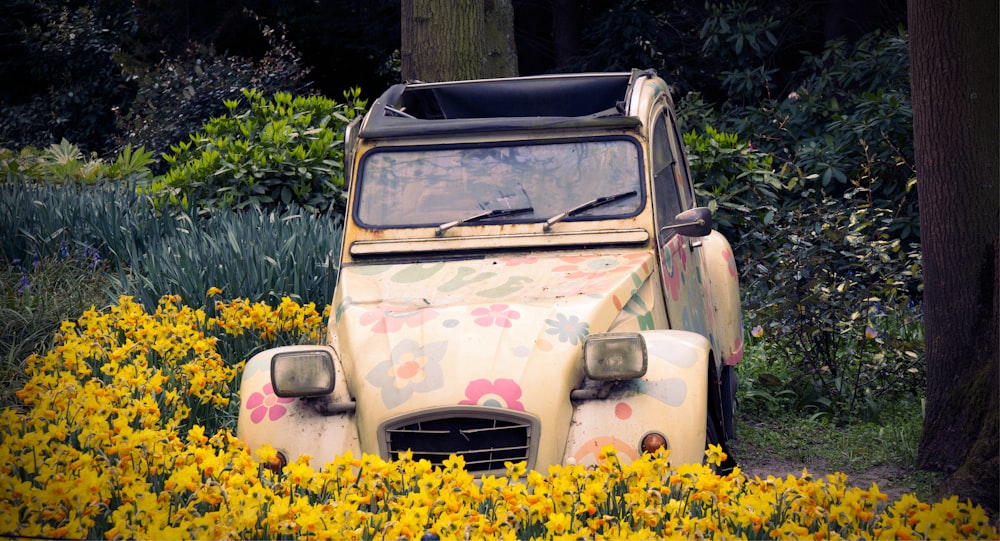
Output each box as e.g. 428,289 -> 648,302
544,313 -> 589,345
245,382 -> 295,424
335,296 -> 353,323
471,304 -> 520,328
460,378 -> 524,411
723,248 -> 738,278
661,238 -> 683,301
502,256 -> 538,266
366,339 -> 447,409
552,253 -> 648,280
359,306 -> 438,333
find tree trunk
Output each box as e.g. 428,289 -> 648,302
909,0 -> 999,514
401,0 -> 518,83
483,0 -> 518,78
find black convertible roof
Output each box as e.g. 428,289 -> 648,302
358,70 -> 651,139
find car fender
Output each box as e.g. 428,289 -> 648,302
564,329 -> 710,467
702,230 -> 744,365
236,344 -> 361,468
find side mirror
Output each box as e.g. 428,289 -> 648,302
660,207 -> 713,238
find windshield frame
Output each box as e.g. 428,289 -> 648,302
352,136 -> 647,230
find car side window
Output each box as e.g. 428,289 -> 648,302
652,113 -> 684,238
666,111 -> 697,209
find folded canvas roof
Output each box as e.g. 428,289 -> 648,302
358,70 -> 650,139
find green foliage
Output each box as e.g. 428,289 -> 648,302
738,203 -> 924,422
699,1 -> 781,103
0,182 -> 342,312
0,1 -> 134,156
115,24 -> 314,157
1,141 -> 155,184
682,125 -> 784,239
685,126 -> 925,422
683,29 -> 916,243
0,180 -> 150,263
151,88 -> 367,214
678,29 -> 922,423
107,205 -> 342,313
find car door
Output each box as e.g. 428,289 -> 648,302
650,107 -> 712,339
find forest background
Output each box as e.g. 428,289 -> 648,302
0,0 -> 996,518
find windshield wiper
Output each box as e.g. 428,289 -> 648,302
543,191 -> 637,231
436,206 -> 534,236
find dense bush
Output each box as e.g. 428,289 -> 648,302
681,29 -> 916,244
697,1 -> 783,105
150,88 -> 366,214
677,29 -> 921,422
739,193 -> 924,421
115,23 -> 314,159
0,1 -> 134,156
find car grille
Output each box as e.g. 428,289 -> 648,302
379,407 -> 539,475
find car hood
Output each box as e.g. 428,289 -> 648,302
332,250 -> 655,461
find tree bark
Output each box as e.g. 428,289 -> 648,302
909,0 -> 999,514
401,0 -> 518,83
483,0 -> 518,77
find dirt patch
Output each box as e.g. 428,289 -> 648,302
736,454 -> 920,502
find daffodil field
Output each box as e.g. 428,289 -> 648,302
1,294 -> 995,540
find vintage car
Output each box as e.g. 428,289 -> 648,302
237,69 -> 743,475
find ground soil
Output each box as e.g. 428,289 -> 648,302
736,454 -> 919,501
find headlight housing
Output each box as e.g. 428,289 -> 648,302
582,332 -> 647,380
271,350 -> 336,397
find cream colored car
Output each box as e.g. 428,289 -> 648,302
237,69 -> 744,475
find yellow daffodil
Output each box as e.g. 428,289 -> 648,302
1,294 -> 997,541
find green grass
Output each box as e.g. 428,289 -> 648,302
731,399 -> 942,501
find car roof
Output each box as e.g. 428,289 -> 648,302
358,70 -> 653,140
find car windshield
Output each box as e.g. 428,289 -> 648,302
355,138 -> 644,228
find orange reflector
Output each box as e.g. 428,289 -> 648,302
263,451 -> 288,475
640,432 -> 668,454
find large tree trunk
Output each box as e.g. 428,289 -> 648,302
909,0 -> 999,514
483,0 -> 518,78
401,0 -> 518,83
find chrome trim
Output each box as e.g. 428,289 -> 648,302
377,407 -> 540,475
351,229 -> 649,257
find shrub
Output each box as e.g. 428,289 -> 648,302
676,28 -> 921,422
698,1 -> 782,105
0,1 -> 133,156
682,120 -> 925,421
1,140 -> 154,185
682,124 -> 786,242
740,193 -> 924,421
151,88 -> 367,215
682,29 -> 916,244
114,23 -> 314,159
